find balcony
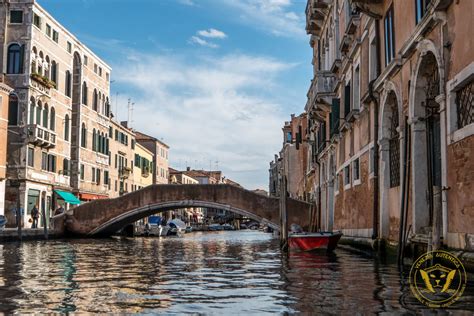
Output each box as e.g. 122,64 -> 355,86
141,167 -> 150,178
30,73 -> 55,96
305,0 -> 331,36
119,166 -> 132,179
344,4 -> 360,35
26,124 -> 56,148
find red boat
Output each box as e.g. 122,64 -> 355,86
288,232 -> 343,252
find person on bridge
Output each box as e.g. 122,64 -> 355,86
31,204 -> 39,229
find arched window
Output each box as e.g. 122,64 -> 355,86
92,129 -> 97,151
36,101 -> 42,125
93,89 -> 98,111
38,51 -> 44,75
8,94 -> 19,125
7,44 -> 23,74
31,47 -> 37,74
65,71 -> 72,97
51,61 -> 58,86
42,103 -> 48,128
29,97 -> 35,124
64,114 -> 70,141
49,107 -> 55,131
82,81 -> 88,105
389,99 -> 400,188
44,56 -> 50,79
105,97 -> 110,117
81,123 -> 87,148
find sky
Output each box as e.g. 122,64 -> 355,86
39,0 -> 312,190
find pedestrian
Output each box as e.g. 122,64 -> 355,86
31,204 -> 39,229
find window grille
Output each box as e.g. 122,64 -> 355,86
456,80 -> 474,129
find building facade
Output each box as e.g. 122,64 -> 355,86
0,76 -> 13,217
301,0 -> 474,251
1,1 -> 111,226
133,142 -> 153,191
135,131 -> 169,185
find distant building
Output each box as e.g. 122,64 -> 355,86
0,77 -> 14,217
135,131 -> 169,185
169,167 -> 203,223
132,143 -> 153,191
268,154 -> 281,197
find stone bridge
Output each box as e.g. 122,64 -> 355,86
56,184 -> 312,237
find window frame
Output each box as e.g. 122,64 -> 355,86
384,5 -> 395,66
9,10 -> 23,24
27,147 -> 35,167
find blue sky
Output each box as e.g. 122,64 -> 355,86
39,0 -> 312,190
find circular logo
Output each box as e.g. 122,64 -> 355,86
409,250 -> 467,308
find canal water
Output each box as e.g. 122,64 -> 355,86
0,231 -> 473,314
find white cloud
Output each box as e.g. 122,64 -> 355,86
189,35 -> 218,48
197,28 -> 227,39
177,0 -> 196,6
221,0 -> 305,38
113,52 -> 294,189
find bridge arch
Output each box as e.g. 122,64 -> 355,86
90,200 -> 280,236
58,184 -> 312,237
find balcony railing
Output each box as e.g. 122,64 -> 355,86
315,71 -> 336,96
119,166 -> 132,179
141,167 -> 150,178
26,124 -> 56,148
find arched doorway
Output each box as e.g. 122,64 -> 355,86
379,90 -> 401,239
411,52 -> 442,236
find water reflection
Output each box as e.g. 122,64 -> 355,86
0,231 -> 472,314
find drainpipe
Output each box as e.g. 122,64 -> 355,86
369,19 -> 382,241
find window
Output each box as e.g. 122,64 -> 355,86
8,94 -> 18,125
99,67 -> 102,77
42,104 -> 48,128
10,10 -> 23,24
7,43 -> 23,74
104,171 -> 109,185
29,99 -> 35,124
389,104 -> 400,187
84,55 -> 88,66
455,80 -> 474,129
344,82 -> 351,117
80,164 -> 85,180
36,102 -> 42,124
286,131 -> 292,143
63,159 -> 70,176
353,158 -> 360,182
46,24 -> 51,37
415,0 -> 432,24
82,82 -> 88,105
384,6 -> 395,65
92,167 -> 96,182
65,71 -> 72,97
106,73 -> 110,81
94,64 -> 98,73
353,65 -> 360,110
109,126 -> 113,138
92,129 -> 97,151
81,123 -> 87,148
131,139 -> 135,150
96,168 -> 101,184
33,13 -> 41,28
27,147 -> 34,167
67,41 -> 72,53
115,180 -> 117,192
51,61 -> 58,86
344,165 -> 351,186
49,107 -> 55,131
41,152 -> 48,170
47,154 -> 56,172
93,89 -> 98,111
52,30 -> 59,43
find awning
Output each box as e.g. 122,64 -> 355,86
54,190 -> 81,205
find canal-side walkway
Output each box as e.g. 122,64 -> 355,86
0,228 -> 62,242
